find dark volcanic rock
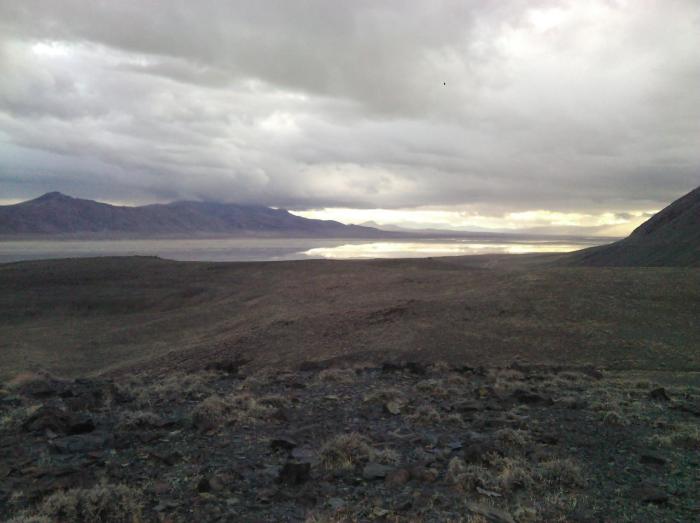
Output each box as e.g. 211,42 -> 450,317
630,485 -> 669,504
510,388 -> 553,405
362,462 -> 394,480
648,387 -> 671,402
270,437 -> 298,452
50,433 -> 112,454
278,462 -> 311,485
640,453 -> 666,466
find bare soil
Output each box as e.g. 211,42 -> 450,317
1,255 -> 700,381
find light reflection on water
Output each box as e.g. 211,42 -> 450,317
303,241 -> 585,259
0,238 -> 603,263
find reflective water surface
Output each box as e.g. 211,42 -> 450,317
0,237 -> 607,263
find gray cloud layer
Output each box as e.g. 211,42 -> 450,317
0,0 -> 699,213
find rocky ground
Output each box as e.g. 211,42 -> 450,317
1,362 -> 699,522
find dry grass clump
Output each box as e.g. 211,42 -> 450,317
6,371 -> 50,390
445,373 -> 468,386
445,413 -> 465,426
408,404 -> 443,424
317,433 -> 398,471
362,387 -> 403,404
445,457 -> 496,491
317,368 -> 357,384
495,428 -> 530,449
14,484 -> 143,523
318,432 -> 375,471
129,371 -> 219,407
558,371 -> 592,383
649,422 -> 700,449
491,369 -> 527,394
236,369 -> 277,391
415,379 -> 448,397
0,405 -> 39,432
430,360 -> 451,373
601,410 -> 628,426
539,458 -> 585,487
191,392 -> 274,430
258,393 -> 291,409
493,456 -> 536,491
191,395 -> 229,430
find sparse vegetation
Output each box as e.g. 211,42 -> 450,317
14,484 -> 143,523
317,368 -> 357,384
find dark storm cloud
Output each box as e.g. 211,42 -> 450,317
0,0 -> 699,215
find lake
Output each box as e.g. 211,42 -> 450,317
0,237 -> 608,263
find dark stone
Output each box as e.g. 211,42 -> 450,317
362,462 -> 393,479
196,477 -> 211,493
630,485 -> 668,504
511,389 -> 553,405
22,405 -> 71,434
381,362 -> 404,373
537,434 -> 559,445
454,400 -> 484,414
16,378 -> 69,399
50,433 -> 111,454
148,450 -> 182,466
299,361 -> 329,372
205,358 -> 250,375
671,400 -> 700,417
278,461 -> 311,485
270,437 -> 298,452
67,416 -> 96,435
581,366 -> 603,379
405,362 -> 427,375
648,388 -> 671,402
640,453 -> 666,466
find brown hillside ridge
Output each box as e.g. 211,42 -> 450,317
568,184 -> 700,266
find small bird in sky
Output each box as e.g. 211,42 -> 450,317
443,81 -> 446,86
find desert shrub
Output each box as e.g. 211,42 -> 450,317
445,458 -> 496,492
415,379 -> 448,397
191,392 -> 274,430
408,404 -> 442,424
132,371 -> 218,407
445,373 -> 468,386
495,428 -> 530,449
649,422 -> 700,449
494,456 -> 536,491
318,433 -> 375,471
362,387 -> 403,404
430,360 -> 451,373
258,394 -> 291,409
27,484 -> 142,523
373,447 -> 401,465
558,371 -> 592,383
445,412 -> 465,426
191,395 -> 229,430
601,410 -> 628,426
317,368 -> 357,384
539,458 -> 585,487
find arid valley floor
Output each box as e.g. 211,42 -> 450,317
1,255 -> 699,522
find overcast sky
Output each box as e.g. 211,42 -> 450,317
1,1 -> 698,235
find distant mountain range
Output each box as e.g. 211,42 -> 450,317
570,185 -> 700,266
0,192 -> 389,238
